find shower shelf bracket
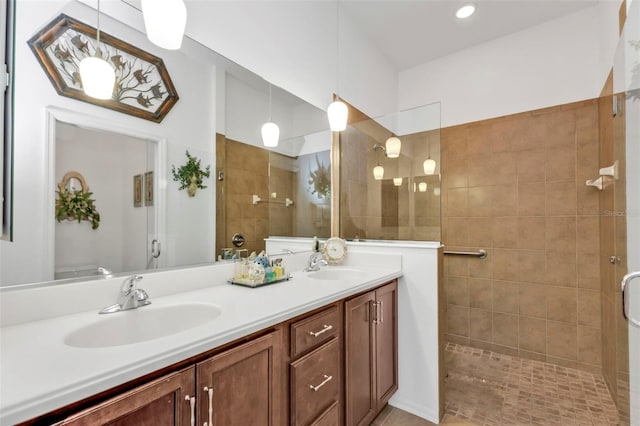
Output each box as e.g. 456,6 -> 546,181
585,177 -> 604,191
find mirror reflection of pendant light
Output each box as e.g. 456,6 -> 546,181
434,187 -> 441,196
393,177 -> 403,186
261,84 -> 280,147
385,136 -> 401,158
373,164 -> 384,180
79,0 -> 115,100
418,182 -> 428,192
141,0 -> 187,50
327,0 -> 348,131
423,140 -> 437,174
423,158 -> 436,174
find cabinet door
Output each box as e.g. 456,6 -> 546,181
196,330 -> 282,426
344,291 -> 376,426
61,368 -> 195,426
375,281 -> 398,407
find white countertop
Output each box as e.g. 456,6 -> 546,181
0,262 -> 401,425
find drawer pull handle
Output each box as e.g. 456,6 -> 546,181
309,374 -> 333,392
308,324 -> 333,337
203,386 -> 213,426
185,395 -> 196,426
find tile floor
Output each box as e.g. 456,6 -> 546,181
443,343 -> 620,425
372,343 -> 621,426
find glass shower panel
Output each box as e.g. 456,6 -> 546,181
610,1 -> 639,422
339,102 -> 441,242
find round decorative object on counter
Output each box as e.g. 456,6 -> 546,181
323,237 -> 347,264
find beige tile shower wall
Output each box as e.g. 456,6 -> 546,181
441,99 -> 602,373
224,139 -> 270,254
222,139 -> 295,255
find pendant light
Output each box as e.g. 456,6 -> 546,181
141,0 -> 187,50
79,0 -> 115,99
261,84 -> 280,147
418,182 -> 428,192
393,177 -> 403,186
423,158 -> 436,175
385,136 -> 401,158
373,164 -> 384,180
328,0 -> 348,131
423,140 -> 437,174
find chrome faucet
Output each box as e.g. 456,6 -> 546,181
99,275 -> 151,314
304,251 -> 328,272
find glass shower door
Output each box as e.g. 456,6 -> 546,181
618,1 -> 640,423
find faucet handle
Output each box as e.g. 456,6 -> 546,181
121,275 -> 144,293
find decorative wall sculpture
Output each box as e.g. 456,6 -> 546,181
28,14 -> 179,123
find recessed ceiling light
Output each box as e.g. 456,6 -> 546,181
456,4 -> 476,19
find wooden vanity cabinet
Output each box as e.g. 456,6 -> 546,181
26,280 -> 398,426
60,367 -> 195,426
344,280 -> 398,426
57,330 -> 281,426
196,330 -> 282,426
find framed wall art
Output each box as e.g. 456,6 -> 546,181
144,171 -> 154,206
133,174 -> 142,208
28,14 -> 179,123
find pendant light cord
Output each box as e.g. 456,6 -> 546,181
96,0 -> 101,57
335,0 -> 340,98
268,84 -> 272,121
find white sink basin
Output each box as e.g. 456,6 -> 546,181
307,268 -> 365,281
65,303 -> 222,348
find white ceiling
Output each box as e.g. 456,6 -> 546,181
341,0 -> 599,71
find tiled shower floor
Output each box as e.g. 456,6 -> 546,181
443,343 -> 620,425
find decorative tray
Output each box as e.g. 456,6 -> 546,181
227,274 -> 293,288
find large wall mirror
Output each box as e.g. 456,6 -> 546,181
340,102 -> 441,242
0,0 -> 330,287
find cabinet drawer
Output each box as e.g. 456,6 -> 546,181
311,401 -> 340,426
291,305 -> 339,357
290,338 -> 340,426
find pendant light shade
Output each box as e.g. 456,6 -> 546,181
141,0 -> 187,50
373,165 -> 384,180
385,137 -> 401,158
423,158 -> 437,175
262,84 -> 279,147
80,56 -> 115,99
393,177 -> 403,186
434,187 -> 441,196
328,100 -> 348,131
418,182 -> 428,192
79,0 -> 115,100
261,121 -> 280,147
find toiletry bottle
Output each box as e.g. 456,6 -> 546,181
265,266 -> 276,282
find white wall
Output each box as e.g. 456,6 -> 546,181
399,3 -> 622,128
55,124 -> 148,277
186,1 -> 398,119
1,1 -> 216,285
